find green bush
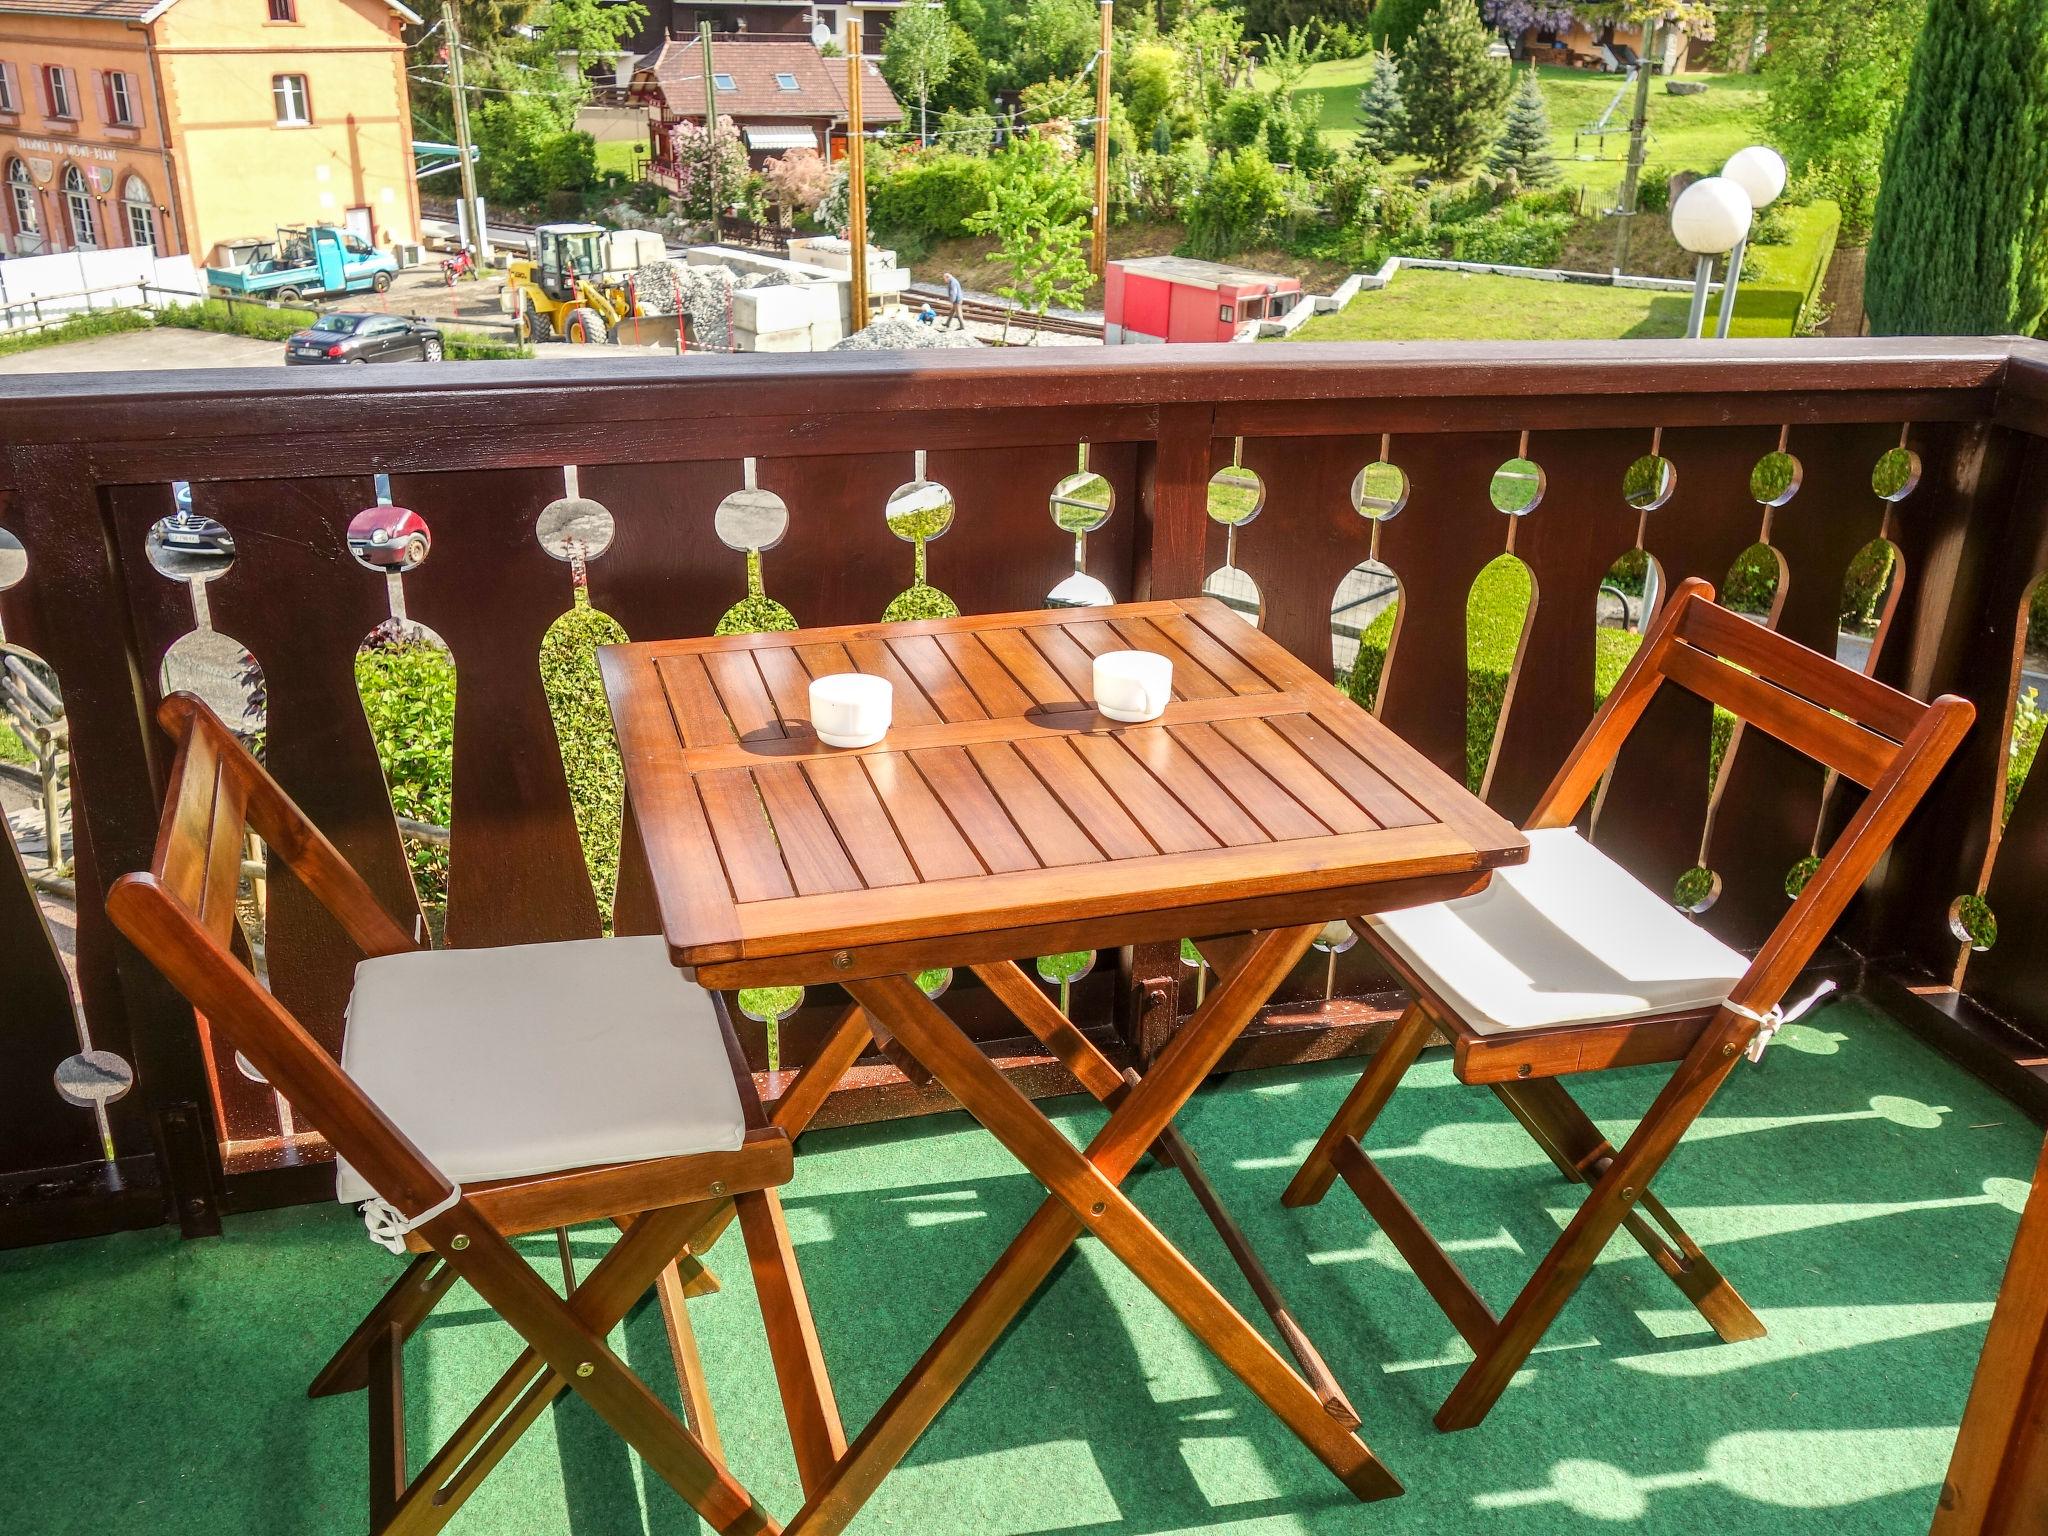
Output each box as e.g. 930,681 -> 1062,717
540,597 -> 628,923
867,152 -> 993,244
157,298 -> 317,342
354,635 -> 457,905
1184,146 -> 1299,259
1441,201 -> 1575,266
444,329 -> 532,361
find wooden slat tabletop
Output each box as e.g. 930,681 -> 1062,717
600,598 -> 1526,975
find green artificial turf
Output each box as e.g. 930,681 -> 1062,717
1,994 -> 2035,1535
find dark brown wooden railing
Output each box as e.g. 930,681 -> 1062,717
3,337 -> 2046,1248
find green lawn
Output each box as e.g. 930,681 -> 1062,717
1291,268 -> 1693,340
1277,61 -> 1770,207
594,139 -> 645,178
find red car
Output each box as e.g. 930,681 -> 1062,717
346,505 -> 431,568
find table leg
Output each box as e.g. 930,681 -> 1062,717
787,930 -> 1399,1536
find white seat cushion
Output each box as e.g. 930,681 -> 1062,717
334,935 -> 746,1205
1365,827 -> 1749,1037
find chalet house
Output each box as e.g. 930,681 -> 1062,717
630,33 -> 900,177
1509,14 -> 1711,73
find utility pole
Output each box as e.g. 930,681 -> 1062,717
844,21 -> 869,333
443,0 -> 485,264
1091,0 -> 1111,278
700,22 -> 720,242
1610,17 -> 1659,275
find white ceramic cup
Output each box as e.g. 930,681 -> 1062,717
1092,649 -> 1173,723
809,672 -> 893,748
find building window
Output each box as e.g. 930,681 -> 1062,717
272,73 -> 310,125
775,72 -> 799,90
0,63 -> 17,114
105,70 -> 137,126
121,173 -> 156,252
7,158 -> 39,253
268,0 -> 296,17
63,164 -> 95,249
713,72 -> 734,91
43,65 -> 76,120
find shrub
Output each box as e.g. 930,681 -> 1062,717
1635,165 -> 1677,215
1183,146 -> 1299,259
0,307 -> 152,358
867,152 -> 993,243
157,298 -> 316,341
444,329 -> 531,361
540,597 -> 629,922
354,634 -> 456,905
1440,201 -> 1574,265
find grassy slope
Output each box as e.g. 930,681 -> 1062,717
1278,60 -> 1769,208
1290,267 -> 1691,340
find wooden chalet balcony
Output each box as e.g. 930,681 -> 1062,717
1,336 -> 2046,1247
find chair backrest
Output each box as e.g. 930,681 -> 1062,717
107,693 -> 450,1215
1530,576 -> 1975,1014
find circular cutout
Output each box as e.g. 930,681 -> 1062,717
1312,919 -> 1357,954
0,527 -> 23,591
1206,466 -> 1263,527
1873,446 -> 1922,502
161,629 -> 265,734
1180,938 -> 1203,967
1673,865 -> 1721,914
54,1049 -> 133,1109
915,967 -> 953,1000
1046,571 -> 1114,609
1623,455 -> 1676,512
1036,951 -> 1096,986
1490,458 -> 1545,516
537,497 -> 616,562
1050,471 -> 1114,535
146,483 -> 235,582
738,986 -> 804,1023
1949,894 -> 1997,951
235,1051 -> 268,1085
715,488 -> 791,553
1785,855 -> 1821,900
885,479 -> 954,543
347,505 -> 431,574
1350,461 -> 1408,521
1751,450 -> 1803,507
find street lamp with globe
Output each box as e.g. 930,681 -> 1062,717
1713,145 -> 1788,338
1670,176 -> 1753,340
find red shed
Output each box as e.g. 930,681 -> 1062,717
1103,256 -> 1304,344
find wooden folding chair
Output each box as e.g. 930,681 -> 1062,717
1282,578 -> 1974,1430
108,694 -> 844,1535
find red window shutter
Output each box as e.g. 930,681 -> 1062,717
94,70 -> 110,122
37,64 -> 52,115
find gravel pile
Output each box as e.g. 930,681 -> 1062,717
832,315 -> 981,350
634,260 -> 816,351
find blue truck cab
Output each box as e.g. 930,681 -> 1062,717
205,225 -> 399,303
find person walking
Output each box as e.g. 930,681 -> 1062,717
943,271 -> 966,330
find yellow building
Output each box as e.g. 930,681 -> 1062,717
0,0 -> 420,264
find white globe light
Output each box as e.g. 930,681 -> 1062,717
1721,145 -> 1788,210
1670,176 -> 1753,255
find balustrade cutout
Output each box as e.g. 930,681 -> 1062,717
738,986 -> 803,1071
1333,559 -> 1400,709
1873,444 -> 1922,502
1350,457 -> 1408,521
1675,865 -> 1722,914
1311,919 -> 1357,1000
1751,449 -> 1803,507
1048,449 -> 1115,608
354,618 -> 456,925
1839,538 -> 1903,671
1596,551 -> 1655,706
145,481 -> 235,584
1037,950 -> 1095,1015
1489,454 -> 1545,517
883,454 -> 959,621
1468,553 -> 1535,793
1949,894 -> 1997,951
53,1050 -> 131,1161
715,466 -> 798,635
345,503 -> 432,576
536,495 -> 617,568
541,599 -> 629,923
1786,854 -> 1820,899
1623,454 -> 1677,512
0,526 -> 23,591
160,629 -> 266,738
1204,563 -> 1263,627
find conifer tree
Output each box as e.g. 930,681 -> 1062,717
1866,0 -> 2048,335
1399,0 -> 1512,178
1486,66 -> 1559,185
1354,47 -> 1409,164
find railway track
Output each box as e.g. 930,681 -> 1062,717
904,286 -> 1104,339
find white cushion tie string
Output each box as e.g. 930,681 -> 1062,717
360,1183 -> 462,1254
1726,979 -> 1838,1063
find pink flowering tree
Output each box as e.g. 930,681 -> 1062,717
666,114 -> 749,220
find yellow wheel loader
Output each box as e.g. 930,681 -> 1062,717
504,223 -> 664,344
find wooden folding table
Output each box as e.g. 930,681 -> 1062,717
600,597 -> 1526,1532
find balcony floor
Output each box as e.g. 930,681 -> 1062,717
2,995 -> 2038,1535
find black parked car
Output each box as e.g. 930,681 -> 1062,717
154,481 -> 236,561
284,312 -> 444,365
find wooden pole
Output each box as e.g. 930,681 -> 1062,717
700,23 -> 720,243
1091,0 -> 1112,278
443,0 -> 485,264
844,22 -> 868,334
